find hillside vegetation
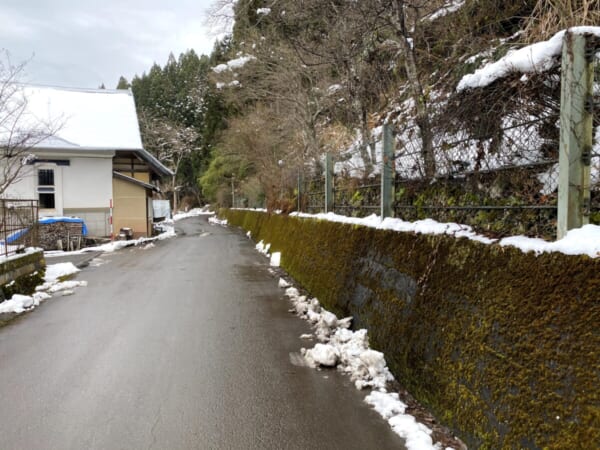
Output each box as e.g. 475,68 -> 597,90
121,1 -> 598,228
199,0 -> 598,215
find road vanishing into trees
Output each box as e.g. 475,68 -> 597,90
0,215 -> 405,450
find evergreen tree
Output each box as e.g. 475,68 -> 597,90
116,76 -> 130,90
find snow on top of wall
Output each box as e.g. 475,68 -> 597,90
18,85 -> 144,150
212,55 -> 256,73
457,26 -> 600,92
285,211 -> 600,258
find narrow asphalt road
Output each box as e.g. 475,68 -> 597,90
0,215 -> 406,450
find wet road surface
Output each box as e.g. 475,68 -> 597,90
0,215 -> 406,449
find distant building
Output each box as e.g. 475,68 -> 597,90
2,84 -> 173,238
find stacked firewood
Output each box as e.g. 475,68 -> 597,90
38,222 -> 84,251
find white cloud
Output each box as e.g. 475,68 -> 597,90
0,0 -> 218,88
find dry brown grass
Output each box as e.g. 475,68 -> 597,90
524,0 -> 600,42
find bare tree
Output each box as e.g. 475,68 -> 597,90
139,110 -> 199,211
386,0 -> 436,177
0,51 -> 60,196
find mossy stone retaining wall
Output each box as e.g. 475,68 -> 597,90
0,250 -> 46,300
222,209 -> 599,449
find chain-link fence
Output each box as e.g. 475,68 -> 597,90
0,199 -> 39,258
589,54 -> 600,218
297,35 -> 599,240
393,114 -> 560,238
302,173 -> 326,214
333,174 -> 381,217
300,112 -> 562,238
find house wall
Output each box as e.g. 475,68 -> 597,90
62,157 -> 113,210
62,208 -> 110,237
112,178 -> 150,238
2,152 -> 114,237
5,162 -> 65,215
3,165 -> 35,200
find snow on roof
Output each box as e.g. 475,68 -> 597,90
21,84 -> 144,150
457,26 -> 600,92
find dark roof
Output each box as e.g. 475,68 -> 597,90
114,149 -> 174,178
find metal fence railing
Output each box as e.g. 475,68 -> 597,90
302,174 -> 326,214
0,199 -> 39,258
300,113 -> 563,238
294,34 -> 600,240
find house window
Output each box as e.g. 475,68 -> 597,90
37,169 -> 55,209
38,169 -> 54,186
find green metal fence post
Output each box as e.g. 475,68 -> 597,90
381,123 -> 395,218
557,32 -> 596,239
325,153 -> 334,213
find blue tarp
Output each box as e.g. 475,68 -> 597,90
4,217 -> 88,245
39,217 -> 88,236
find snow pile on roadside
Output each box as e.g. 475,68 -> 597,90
280,284 -> 447,449
366,391 -> 439,450
270,252 -> 281,267
173,208 -> 215,221
284,287 -> 393,390
208,216 -> 228,226
248,232 -> 455,448
0,292 -> 52,314
80,224 -> 176,254
256,240 -> 271,255
0,263 -> 87,316
44,262 -> 79,282
254,240 -> 282,267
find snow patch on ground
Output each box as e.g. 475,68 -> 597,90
173,208 -> 215,221
276,277 -> 448,449
209,216 -> 229,226
44,262 -> 80,282
270,252 -> 281,267
0,263 -> 87,316
256,240 -> 271,255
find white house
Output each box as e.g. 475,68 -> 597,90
2,84 -> 173,237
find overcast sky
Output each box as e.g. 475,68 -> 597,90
1,0 -> 226,89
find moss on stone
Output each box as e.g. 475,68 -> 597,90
0,251 -> 46,300
222,209 -> 600,448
